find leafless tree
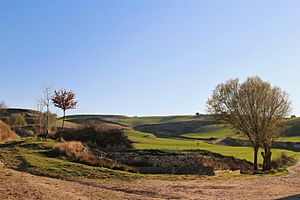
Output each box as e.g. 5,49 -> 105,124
0,100 -> 7,109
207,76 -> 291,172
39,85 -> 53,136
36,98 -> 45,133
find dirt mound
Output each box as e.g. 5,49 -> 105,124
0,120 -> 19,141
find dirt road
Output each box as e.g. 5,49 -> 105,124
0,160 -> 299,200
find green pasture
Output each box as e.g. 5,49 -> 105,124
125,130 -> 297,164
181,124 -> 232,139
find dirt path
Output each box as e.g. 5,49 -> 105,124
0,159 -> 299,200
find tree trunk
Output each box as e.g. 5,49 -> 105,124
46,104 -> 49,136
60,110 -> 65,139
267,150 -> 272,171
261,151 -> 266,172
62,110 -> 65,129
253,146 -> 259,172
262,144 -> 272,172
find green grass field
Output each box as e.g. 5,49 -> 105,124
181,124 -> 232,139
228,134 -> 300,142
277,136 -> 300,142
125,130 -> 297,164
118,115 -> 201,127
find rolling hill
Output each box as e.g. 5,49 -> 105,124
65,114 -> 300,142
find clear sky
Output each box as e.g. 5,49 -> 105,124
1,0 -> 300,116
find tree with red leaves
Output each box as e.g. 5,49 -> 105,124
51,89 -> 78,130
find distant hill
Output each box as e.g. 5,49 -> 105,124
1,110 -> 299,140
0,108 -> 80,129
65,115 -> 131,130
65,114 -> 215,135
65,114 -> 300,140
283,117 -> 300,137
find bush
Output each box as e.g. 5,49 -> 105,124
8,113 -> 26,126
54,127 -> 132,150
271,153 -> 295,169
53,141 -> 134,172
8,113 -> 27,136
54,141 -> 97,164
0,120 -> 20,141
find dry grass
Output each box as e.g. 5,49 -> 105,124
53,141 -> 133,172
0,120 -> 20,142
54,141 -> 101,165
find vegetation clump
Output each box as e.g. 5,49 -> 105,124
0,120 -> 19,141
271,153 -> 296,169
55,126 -> 133,150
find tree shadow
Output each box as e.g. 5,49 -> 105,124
0,140 -> 25,148
277,194 -> 300,200
16,155 -> 33,171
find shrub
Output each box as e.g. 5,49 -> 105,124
8,113 -> 27,136
271,153 -> 295,169
8,113 -> 27,126
0,120 -> 20,141
54,141 -> 97,163
54,127 -> 132,150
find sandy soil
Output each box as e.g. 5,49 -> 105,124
0,160 -> 299,200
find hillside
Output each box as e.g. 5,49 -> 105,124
1,110 -> 298,142
0,108 -> 80,130
65,114 -> 214,135
0,108 -> 41,124
65,114 -> 300,142
65,115 -> 130,130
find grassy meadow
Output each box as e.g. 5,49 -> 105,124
125,130 -> 298,164
181,124 -> 232,139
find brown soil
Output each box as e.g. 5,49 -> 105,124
0,160 -> 299,200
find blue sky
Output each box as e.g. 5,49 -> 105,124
1,0 -> 300,116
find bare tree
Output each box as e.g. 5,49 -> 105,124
36,106 -> 57,134
0,100 -> 6,116
41,85 -> 53,136
259,86 -> 291,171
207,76 -> 291,172
36,98 -> 45,133
0,100 -> 7,109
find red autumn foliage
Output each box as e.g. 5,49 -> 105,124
52,89 -> 78,129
